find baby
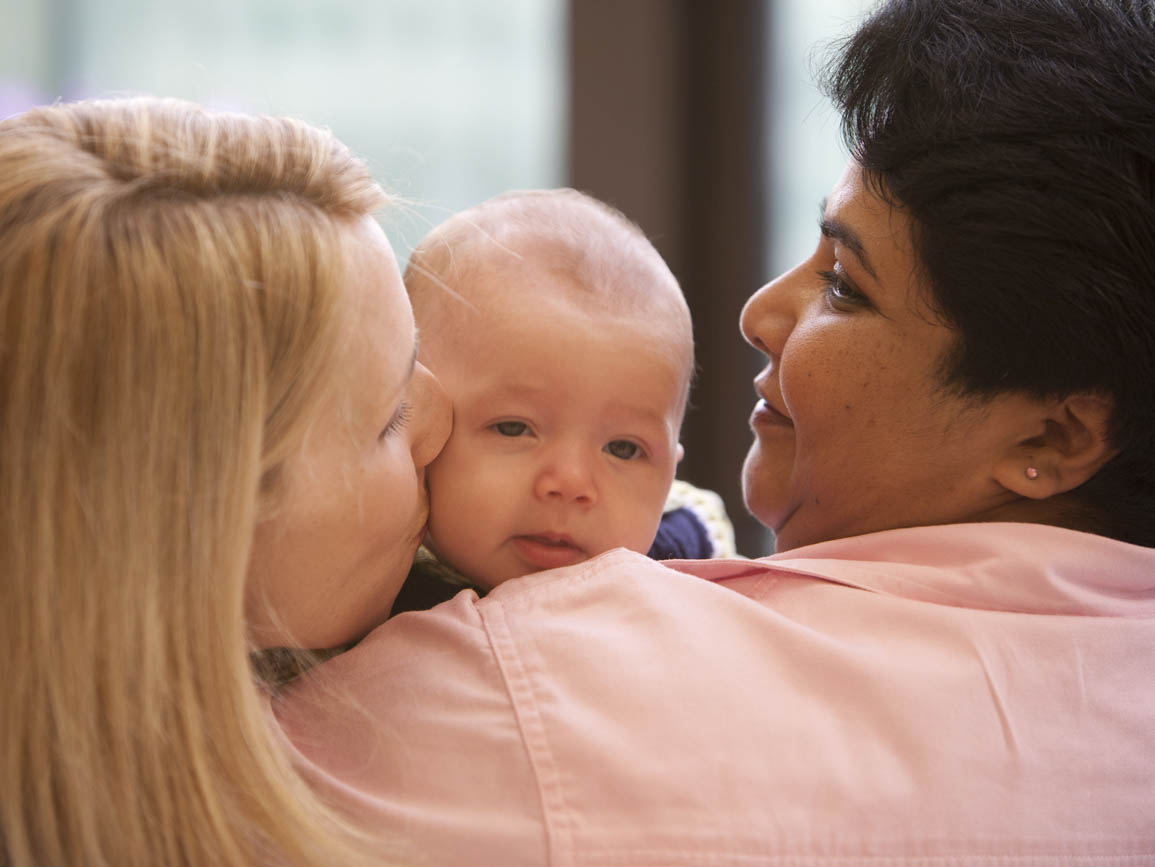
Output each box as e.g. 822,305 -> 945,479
393,189 -> 733,613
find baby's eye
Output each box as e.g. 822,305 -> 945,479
492,421 -> 529,437
605,439 -> 641,460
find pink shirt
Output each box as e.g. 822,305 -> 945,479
276,523 -> 1155,865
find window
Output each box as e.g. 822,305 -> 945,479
767,0 -> 872,276
0,0 -> 565,261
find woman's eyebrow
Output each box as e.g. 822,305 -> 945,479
817,198 -> 878,280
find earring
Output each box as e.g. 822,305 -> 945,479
1025,466 -> 1039,480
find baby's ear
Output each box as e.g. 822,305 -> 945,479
994,392 -> 1117,499
675,443 -> 685,464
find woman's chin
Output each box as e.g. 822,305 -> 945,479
742,467 -> 787,535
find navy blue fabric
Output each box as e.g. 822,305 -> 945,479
646,507 -> 713,560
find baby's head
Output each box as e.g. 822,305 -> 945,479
405,189 -> 694,589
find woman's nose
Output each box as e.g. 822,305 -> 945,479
409,362 -> 451,469
739,261 -> 806,358
533,448 -> 597,506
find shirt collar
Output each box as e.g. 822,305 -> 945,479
676,523 -> 1155,617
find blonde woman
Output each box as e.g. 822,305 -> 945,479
0,98 -> 449,866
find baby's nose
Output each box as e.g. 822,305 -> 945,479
533,453 -> 597,505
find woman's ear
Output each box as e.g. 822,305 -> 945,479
994,393 -> 1118,499
675,443 -> 685,464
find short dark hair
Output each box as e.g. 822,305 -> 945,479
822,0 -> 1155,546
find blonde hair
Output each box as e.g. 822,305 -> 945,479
0,98 -> 388,866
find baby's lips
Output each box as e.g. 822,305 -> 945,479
511,534 -> 590,571
519,532 -> 581,550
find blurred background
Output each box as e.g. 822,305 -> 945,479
0,0 -> 871,556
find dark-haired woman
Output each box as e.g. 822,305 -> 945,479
277,0 -> 1155,862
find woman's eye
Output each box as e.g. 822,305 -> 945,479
492,420 -> 529,437
605,439 -> 641,460
379,401 -> 412,439
817,267 -> 871,309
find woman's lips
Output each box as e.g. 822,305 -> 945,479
511,534 -> 588,571
751,398 -> 793,427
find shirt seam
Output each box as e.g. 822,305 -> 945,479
481,598 -> 575,867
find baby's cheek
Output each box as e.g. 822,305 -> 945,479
423,509 -> 484,588
626,512 -> 666,554
607,487 -> 669,555
423,439 -> 481,520
423,464 -> 472,550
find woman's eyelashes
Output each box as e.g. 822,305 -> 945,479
817,263 -> 872,310
379,400 -> 412,439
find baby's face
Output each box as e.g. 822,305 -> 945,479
424,298 -> 686,590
